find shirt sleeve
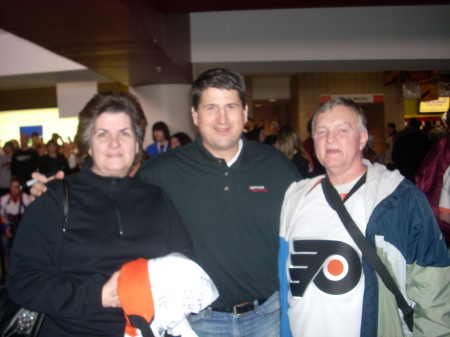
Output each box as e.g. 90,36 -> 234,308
162,190 -> 194,261
438,166 -> 450,213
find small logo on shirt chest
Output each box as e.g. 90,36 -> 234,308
249,185 -> 268,192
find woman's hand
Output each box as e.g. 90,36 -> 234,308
102,270 -> 121,308
29,171 -> 65,197
5,226 -> 14,239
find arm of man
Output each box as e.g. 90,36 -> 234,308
405,190 -> 450,336
438,166 -> 450,225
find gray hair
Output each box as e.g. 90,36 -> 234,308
312,97 -> 367,138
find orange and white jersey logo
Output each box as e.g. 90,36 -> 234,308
289,240 -> 362,297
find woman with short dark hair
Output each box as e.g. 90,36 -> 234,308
7,91 -> 193,337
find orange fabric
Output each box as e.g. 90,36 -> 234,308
117,258 -> 154,337
439,207 -> 450,214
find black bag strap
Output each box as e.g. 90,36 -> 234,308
321,174 -> 414,332
62,179 -> 69,231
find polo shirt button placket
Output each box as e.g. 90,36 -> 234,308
223,170 -> 232,205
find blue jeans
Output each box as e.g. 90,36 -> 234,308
187,291 -> 280,337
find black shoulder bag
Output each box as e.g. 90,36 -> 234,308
0,179 -> 69,337
321,174 -> 414,332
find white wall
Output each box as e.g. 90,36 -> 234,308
57,82 -> 97,118
191,5 -> 450,63
0,108 -> 78,146
252,78 -> 290,100
130,84 -> 196,148
0,84 -> 195,149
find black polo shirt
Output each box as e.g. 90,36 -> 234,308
137,135 -> 300,307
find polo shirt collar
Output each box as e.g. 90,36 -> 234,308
195,135 -> 245,168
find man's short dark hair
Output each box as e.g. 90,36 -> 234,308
191,68 -> 246,111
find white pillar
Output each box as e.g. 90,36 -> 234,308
57,81 -> 97,118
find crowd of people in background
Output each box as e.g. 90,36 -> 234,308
0,72 -> 449,336
0,109 -> 448,251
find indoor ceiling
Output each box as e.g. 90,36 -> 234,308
0,0 -> 449,91
154,0 -> 448,13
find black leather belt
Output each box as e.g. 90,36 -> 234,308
211,299 -> 267,315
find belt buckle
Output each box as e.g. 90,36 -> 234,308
233,301 -> 252,316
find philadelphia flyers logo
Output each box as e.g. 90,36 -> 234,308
289,240 -> 362,297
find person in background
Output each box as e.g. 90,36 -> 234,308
51,132 -> 63,145
275,125 -> 313,178
170,132 -> 193,149
0,176 -> 31,270
35,142 -> 47,156
62,142 -> 80,174
264,120 -> 280,145
0,142 -> 14,197
7,91 -> 193,337
438,164 -> 450,253
302,120 -> 314,159
39,140 -> 70,176
392,118 -> 430,183
31,132 -> 43,152
145,121 -> 171,156
303,119 -> 326,177
279,97 -> 450,337
416,109 -> 450,249
362,134 -> 383,164
9,139 -> 19,152
429,112 -> 448,146
11,132 -> 40,183
244,119 -> 266,143
422,120 -> 434,133
384,122 -> 397,170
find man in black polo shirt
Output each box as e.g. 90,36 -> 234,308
137,68 -> 301,336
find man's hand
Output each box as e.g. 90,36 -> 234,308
102,270 -> 121,308
30,171 -> 65,197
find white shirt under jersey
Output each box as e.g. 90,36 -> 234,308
287,175 -> 366,337
439,165 -> 450,213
